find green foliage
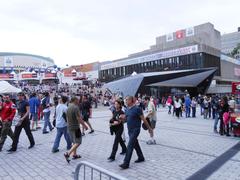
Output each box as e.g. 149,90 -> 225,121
231,43 -> 240,56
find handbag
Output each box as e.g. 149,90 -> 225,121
142,117 -> 151,130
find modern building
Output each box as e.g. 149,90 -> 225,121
221,27 -> 240,56
100,23 -> 240,96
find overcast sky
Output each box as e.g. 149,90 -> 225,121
0,0 -> 238,67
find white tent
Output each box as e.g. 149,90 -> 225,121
0,81 -> 21,94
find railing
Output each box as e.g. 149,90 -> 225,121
74,161 -> 128,180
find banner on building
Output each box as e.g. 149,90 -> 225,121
166,33 -> 174,42
44,73 -> 56,78
232,82 -> 240,94
4,57 -> 13,67
176,30 -> 184,39
186,27 -> 195,37
234,68 -> 240,77
101,44 -> 199,70
0,74 -> 13,79
22,73 -> 37,79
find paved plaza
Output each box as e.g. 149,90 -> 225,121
0,107 -> 240,180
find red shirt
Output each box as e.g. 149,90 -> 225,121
1,101 -> 16,122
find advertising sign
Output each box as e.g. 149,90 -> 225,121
4,57 -> 13,67
44,73 -> 56,78
186,27 -> 195,37
166,33 -> 174,42
234,68 -> 240,77
176,30 -> 184,39
64,73 -> 73,77
101,45 -> 198,70
22,73 -> 37,79
0,74 -> 13,79
232,82 -> 240,94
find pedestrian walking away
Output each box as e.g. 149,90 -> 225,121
29,93 -> 40,131
64,96 -> 88,163
79,95 -> 94,135
42,92 -> 54,134
52,96 -> 72,153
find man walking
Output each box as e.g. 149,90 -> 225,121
0,95 -> 16,152
42,92 -> 53,134
80,95 -> 94,135
119,96 -> 153,169
29,93 -> 40,131
52,96 -> 72,153
185,94 -> 191,118
64,97 -> 88,163
8,92 -> 35,152
144,96 -> 157,145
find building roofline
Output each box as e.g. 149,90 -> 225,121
0,52 -> 54,63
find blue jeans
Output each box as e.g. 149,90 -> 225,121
168,106 -> 172,114
185,106 -> 191,118
52,127 -> 72,150
124,128 -> 144,166
43,111 -> 52,132
212,109 -> 216,119
214,113 -> 219,130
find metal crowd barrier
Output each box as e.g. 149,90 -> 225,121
74,161 -> 128,180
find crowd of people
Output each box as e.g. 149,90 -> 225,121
0,80 -> 239,170
163,94 -> 237,137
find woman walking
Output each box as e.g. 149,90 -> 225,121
108,100 -> 127,162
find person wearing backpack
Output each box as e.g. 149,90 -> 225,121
42,92 -> 54,134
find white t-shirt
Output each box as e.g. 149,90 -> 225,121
174,101 -> 181,108
229,99 -> 235,109
147,102 -> 157,121
56,104 -> 68,128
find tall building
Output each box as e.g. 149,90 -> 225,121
100,23 -> 240,96
221,27 -> 240,57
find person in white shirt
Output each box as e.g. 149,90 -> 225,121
228,97 -> 235,112
144,96 -> 157,145
174,97 -> 182,119
52,96 -> 72,153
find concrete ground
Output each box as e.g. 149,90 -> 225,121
0,106 -> 240,180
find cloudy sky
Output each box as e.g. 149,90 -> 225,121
0,0 -> 238,67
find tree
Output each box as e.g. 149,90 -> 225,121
231,43 -> 240,57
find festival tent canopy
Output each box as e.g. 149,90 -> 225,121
0,81 -> 22,94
